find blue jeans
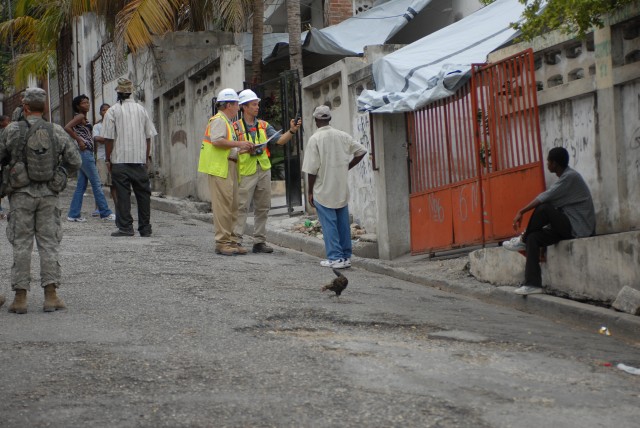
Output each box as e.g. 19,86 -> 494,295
68,150 -> 112,219
315,201 -> 352,261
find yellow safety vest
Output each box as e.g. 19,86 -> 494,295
233,119 -> 272,176
198,112 -> 236,178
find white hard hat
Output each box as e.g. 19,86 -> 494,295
217,88 -> 239,103
238,89 -> 260,105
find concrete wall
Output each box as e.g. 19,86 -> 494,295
152,32 -> 235,83
470,231 -> 640,305
488,2 -> 640,234
473,2 -> 640,305
69,20 -> 245,202
301,44 -> 413,258
372,113 -> 411,259
154,46 -> 245,202
301,58 -> 379,234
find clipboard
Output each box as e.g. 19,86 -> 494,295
252,129 -> 282,150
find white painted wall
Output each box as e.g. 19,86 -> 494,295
351,112 -> 378,233
620,79 -> 640,229
539,95 -> 605,226
72,13 -> 109,123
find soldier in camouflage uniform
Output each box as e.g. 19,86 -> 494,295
0,88 -> 82,314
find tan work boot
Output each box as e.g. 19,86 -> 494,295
215,244 -> 238,256
233,242 -> 248,255
8,289 -> 27,314
0,294 -> 5,309
43,284 -> 66,312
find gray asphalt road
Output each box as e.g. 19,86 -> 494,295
1,192 -> 639,427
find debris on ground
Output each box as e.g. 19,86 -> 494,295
617,363 -> 640,375
291,217 -> 368,240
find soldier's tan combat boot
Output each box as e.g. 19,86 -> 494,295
8,290 -> 27,314
43,284 -> 66,312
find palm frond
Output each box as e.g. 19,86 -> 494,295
215,0 -> 252,32
0,16 -> 40,47
179,0 -> 211,31
10,50 -> 55,87
115,0 -> 182,53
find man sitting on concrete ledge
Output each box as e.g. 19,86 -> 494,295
503,147 -> 596,296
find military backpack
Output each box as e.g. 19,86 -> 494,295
0,118 -> 67,196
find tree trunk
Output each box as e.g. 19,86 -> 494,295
286,0 -> 303,78
251,0 -> 264,83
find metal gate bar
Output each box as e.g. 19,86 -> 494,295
408,49 -> 545,254
244,70 -> 303,216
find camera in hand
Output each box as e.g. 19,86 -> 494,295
254,148 -> 263,156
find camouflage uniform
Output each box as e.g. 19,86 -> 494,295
0,117 -> 81,291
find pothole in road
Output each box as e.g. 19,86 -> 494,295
236,308 -> 444,343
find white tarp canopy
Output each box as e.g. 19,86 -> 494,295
357,0 -> 526,113
242,0 -> 433,63
305,0 -> 432,56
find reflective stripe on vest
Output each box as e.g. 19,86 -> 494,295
198,113 -> 235,178
233,119 -> 272,176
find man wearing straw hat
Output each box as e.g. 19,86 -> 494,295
102,78 -> 157,237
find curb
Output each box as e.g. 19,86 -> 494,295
155,195 -> 640,344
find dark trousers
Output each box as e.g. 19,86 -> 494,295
522,203 -> 572,286
112,163 -> 151,236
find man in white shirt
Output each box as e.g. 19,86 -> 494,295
301,105 -> 367,269
102,78 -> 157,237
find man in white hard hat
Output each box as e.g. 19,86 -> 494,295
198,88 -> 254,256
232,89 -> 302,253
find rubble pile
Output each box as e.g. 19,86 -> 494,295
291,217 -> 368,241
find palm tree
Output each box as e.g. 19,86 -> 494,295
251,0 -> 264,84
286,0 -> 303,78
0,0 -> 253,87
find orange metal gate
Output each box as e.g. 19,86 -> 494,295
407,49 -> 545,254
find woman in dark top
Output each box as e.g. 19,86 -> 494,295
64,95 -> 114,222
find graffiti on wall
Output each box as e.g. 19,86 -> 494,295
350,112 -> 377,233
354,113 -> 374,185
555,136 -> 590,167
428,194 -> 445,223
457,182 -> 485,224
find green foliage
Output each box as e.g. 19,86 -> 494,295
480,0 -> 636,40
259,92 -> 286,180
0,0 -> 254,88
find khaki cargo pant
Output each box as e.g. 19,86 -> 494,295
208,160 -> 240,246
6,193 -> 62,291
234,164 -> 271,244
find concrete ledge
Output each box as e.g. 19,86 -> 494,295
151,195 -> 210,216
470,231 -> 640,305
255,221 -> 378,260
470,247 -> 525,285
545,232 -> 640,303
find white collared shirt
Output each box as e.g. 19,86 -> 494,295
302,126 -> 367,209
102,99 -> 157,164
